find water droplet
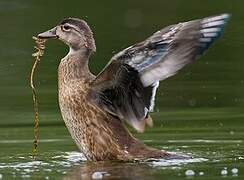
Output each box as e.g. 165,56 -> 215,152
231,168 -> 238,174
221,169 -> 228,176
199,172 -> 204,176
185,170 -> 195,176
92,172 -> 103,179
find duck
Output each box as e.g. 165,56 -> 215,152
38,14 -> 229,161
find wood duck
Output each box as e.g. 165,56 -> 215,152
38,14 -> 229,161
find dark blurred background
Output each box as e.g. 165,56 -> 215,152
0,0 -> 243,126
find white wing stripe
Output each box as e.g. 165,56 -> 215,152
149,82 -> 159,111
202,14 -> 229,24
202,20 -> 225,28
199,38 -> 212,43
200,27 -> 221,33
203,32 -> 218,37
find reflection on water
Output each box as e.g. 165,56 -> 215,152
0,109 -> 243,179
0,151 -> 208,179
64,160 -> 153,180
0,148 -> 242,179
0,132 -> 243,179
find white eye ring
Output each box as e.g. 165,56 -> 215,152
62,25 -> 71,32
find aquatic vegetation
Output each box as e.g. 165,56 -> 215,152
30,36 -> 46,159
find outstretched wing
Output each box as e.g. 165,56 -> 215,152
89,14 -> 230,132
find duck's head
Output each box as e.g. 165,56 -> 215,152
38,18 -> 96,53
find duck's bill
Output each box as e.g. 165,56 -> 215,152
38,27 -> 58,39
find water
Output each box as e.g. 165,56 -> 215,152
0,110 -> 243,179
0,0 -> 244,179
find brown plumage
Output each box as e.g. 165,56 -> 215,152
57,50 -> 170,161
38,14 -> 229,161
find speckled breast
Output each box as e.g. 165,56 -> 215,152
58,80 -> 94,159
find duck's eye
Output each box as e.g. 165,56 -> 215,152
62,25 -> 71,31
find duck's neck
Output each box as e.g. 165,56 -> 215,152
58,48 -> 92,83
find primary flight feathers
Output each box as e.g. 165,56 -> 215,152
90,14 -> 230,132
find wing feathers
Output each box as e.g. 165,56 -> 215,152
140,14 -> 229,86
90,14 -> 229,131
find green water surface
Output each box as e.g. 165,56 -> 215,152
0,0 -> 243,179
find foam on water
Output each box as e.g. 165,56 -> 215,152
0,151 -> 207,172
53,151 -> 87,162
0,152 -> 78,179
1,150 -> 231,179
0,161 -> 48,169
0,151 -> 86,177
149,157 -> 208,167
167,139 -> 243,143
